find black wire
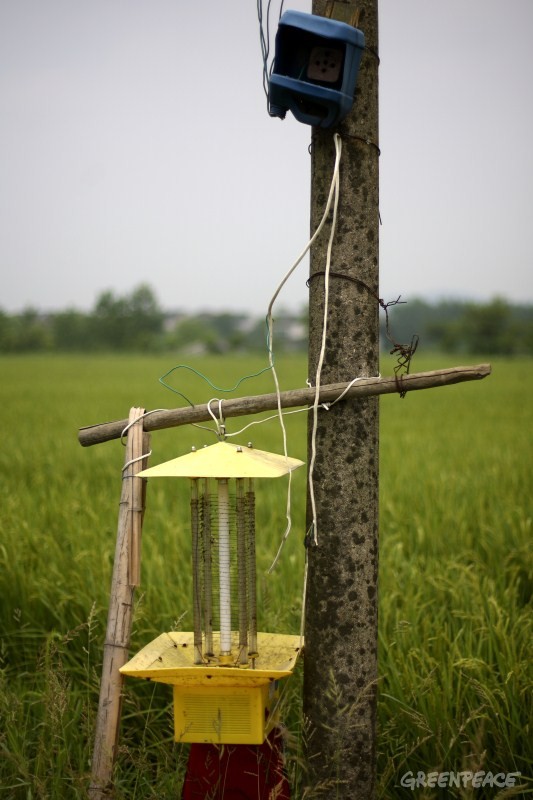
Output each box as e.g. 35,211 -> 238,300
257,0 -> 272,99
257,0 -> 285,115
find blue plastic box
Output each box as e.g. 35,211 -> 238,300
269,10 -> 365,129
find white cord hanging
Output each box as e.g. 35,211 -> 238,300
268,132 -> 343,571
207,398 -> 226,440
308,132 -> 343,547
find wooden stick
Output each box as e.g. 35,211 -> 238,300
128,426 -> 148,587
89,408 -> 150,799
79,364 -> 491,448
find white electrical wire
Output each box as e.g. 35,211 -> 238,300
207,397 -> 226,439
122,451 -> 153,473
186,374 -> 380,444
321,372 -> 381,411
308,132 -> 343,546
120,408 -> 167,471
120,408 -> 168,445
267,132 -> 343,571
266,141 -> 343,317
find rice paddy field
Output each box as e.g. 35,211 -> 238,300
1,352 -> 531,798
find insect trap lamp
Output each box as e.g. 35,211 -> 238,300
269,10 -> 365,129
120,440 -> 304,745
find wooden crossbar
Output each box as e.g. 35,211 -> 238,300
79,364 -> 491,447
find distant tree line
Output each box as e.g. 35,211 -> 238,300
382,297 -> 533,356
0,285 -> 531,356
0,285 -> 307,355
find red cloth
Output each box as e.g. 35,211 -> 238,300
181,728 -> 290,800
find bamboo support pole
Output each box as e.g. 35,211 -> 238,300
129,426 -> 148,588
78,364 -> 491,447
89,407 -> 150,799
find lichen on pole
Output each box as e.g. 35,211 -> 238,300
303,1 -> 380,797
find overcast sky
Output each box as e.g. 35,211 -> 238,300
1,0 -> 532,315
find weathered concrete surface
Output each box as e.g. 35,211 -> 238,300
303,2 -> 379,797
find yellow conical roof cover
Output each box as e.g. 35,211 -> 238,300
137,441 -> 304,479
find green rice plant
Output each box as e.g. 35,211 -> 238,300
377,355 -> 532,798
0,352 -> 531,798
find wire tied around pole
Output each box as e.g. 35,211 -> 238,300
307,271 -> 419,388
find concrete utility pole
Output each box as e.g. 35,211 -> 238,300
303,1 -> 379,798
